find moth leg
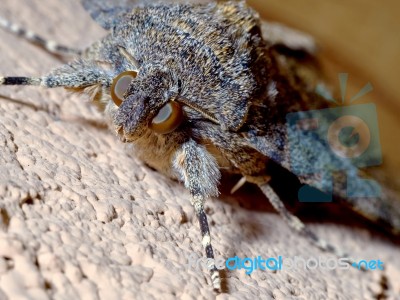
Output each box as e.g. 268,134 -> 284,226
1,60 -> 110,89
259,183 -> 367,269
258,183 -> 363,267
0,17 -> 81,56
192,195 -> 221,291
0,77 -> 42,86
192,124 -> 349,258
173,139 -> 221,291
0,60 -> 110,111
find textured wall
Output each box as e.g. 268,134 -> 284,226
0,1 -> 399,299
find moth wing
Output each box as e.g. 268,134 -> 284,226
244,75 -> 400,234
81,0 -> 214,29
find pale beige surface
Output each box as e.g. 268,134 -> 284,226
0,1 -> 399,299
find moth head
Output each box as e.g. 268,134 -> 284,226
112,67 -> 185,141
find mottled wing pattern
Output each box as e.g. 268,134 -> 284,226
243,38 -> 400,233
81,0 -> 213,29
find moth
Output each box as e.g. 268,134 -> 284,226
1,0 -> 399,292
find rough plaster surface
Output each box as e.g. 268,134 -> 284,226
0,1 -> 399,299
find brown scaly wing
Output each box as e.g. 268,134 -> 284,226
244,23 -> 400,234
81,0 -> 214,30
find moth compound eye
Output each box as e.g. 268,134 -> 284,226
150,102 -> 184,134
111,71 -> 138,106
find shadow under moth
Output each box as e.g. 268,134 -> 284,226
1,0 -> 399,292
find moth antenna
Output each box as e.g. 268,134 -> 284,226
0,76 -> 42,86
177,97 -> 220,125
258,183 -> 367,271
0,16 -> 81,56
